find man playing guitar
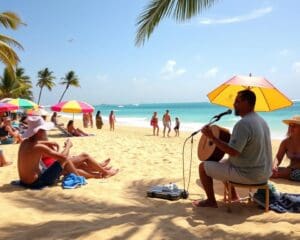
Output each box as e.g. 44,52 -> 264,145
193,89 -> 272,208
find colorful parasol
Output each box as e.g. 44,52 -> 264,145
0,102 -> 19,112
3,98 -> 39,110
50,100 -> 94,113
207,75 -> 293,112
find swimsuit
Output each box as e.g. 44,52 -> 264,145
20,161 -> 63,189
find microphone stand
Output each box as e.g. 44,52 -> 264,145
181,115 -> 222,199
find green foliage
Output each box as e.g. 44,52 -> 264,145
135,0 -> 217,46
0,11 -> 24,77
36,68 -> 56,104
59,70 -> 80,102
0,67 -> 33,99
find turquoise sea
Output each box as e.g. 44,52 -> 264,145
88,101 -> 300,140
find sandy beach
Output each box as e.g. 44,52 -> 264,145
0,119 -> 299,240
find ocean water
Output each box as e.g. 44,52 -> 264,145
61,101 -> 300,140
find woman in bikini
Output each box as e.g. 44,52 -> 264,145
150,112 -> 159,136
272,116 -> 300,181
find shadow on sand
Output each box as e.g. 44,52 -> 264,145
0,178 -> 299,240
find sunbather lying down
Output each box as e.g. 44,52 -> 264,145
67,120 -> 92,137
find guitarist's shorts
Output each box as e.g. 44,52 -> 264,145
204,159 -> 256,185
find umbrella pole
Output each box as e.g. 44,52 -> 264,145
73,113 -> 74,120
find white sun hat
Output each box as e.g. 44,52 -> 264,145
22,116 -> 54,139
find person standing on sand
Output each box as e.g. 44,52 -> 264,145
109,110 -> 116,131
89,112 -> 93,128
174,117 -> 180,137
83,112 -> 89,128
194,90 -> 272,208
162,110 -> 171,137
95,111 -> 104,129
150,112 -> 159,136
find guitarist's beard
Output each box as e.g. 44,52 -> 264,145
234,109 -> 240,116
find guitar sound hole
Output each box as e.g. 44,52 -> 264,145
208,140 -> 213,146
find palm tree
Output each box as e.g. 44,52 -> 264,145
16,67 -> 33,99
0,67 -> 32,99
0,11 -> 24,76
59,70 -> 80,102
135,0 -> 217,46
36,68 -> 55,105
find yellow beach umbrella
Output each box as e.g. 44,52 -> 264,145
207,75 -> 293,112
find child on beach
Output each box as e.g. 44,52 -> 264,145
150,112 -> 159,136
174,117 -> 180,137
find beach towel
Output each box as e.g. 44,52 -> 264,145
62,173 -> 87,189
253,184 -> 300,213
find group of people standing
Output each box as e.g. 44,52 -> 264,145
150,110 -> 180,137
84,110 -> 116,131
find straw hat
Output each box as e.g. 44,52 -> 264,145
22,116 -> 54,138
282,116 -> 300,125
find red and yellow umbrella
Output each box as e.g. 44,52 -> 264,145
50,100 -> 94,113
0,102 -> 19,112
207,75 -> 293,112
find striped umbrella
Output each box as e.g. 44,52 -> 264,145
50,100 -> 94,113
4,98 -> 39,110
0,102 -> 19,112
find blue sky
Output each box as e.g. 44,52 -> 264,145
1,0 -> 300,105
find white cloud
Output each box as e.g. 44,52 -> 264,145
160,60 -> 186,79
279,49 -> 290,56
201,67 -> 219,79
292,62 -> 300,74
198,7 -> 272,25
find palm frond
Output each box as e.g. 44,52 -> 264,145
135,0 -> 217,46
0,34 -> 24,50
0,12 -> 24,29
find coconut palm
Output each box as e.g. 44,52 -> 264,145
0,67 -> 32,99
36,68 -> 55,105
135,0 -> 217,46
58,70 -> 80,102
0,11 -> 24,76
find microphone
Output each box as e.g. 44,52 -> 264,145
212,109 -> 232,120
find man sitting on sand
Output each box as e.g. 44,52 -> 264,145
195,90 -> 272,208
18,116 -> 118,189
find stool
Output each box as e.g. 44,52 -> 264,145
224,181 -> 269,212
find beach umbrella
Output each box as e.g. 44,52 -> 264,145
50,100 -> 94,113
0,102 -> 19,112
3,98 -> 39,110
207,75 -> 293,112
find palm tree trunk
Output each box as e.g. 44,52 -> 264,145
37,87 -> 43,105
59,86 -> 68,103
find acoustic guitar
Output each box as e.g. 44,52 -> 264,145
198,125 -> 231,161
